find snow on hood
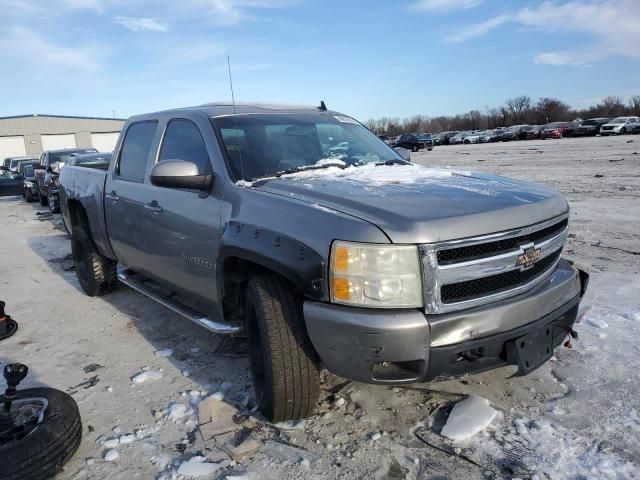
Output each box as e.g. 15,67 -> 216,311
236,162 -> 468,187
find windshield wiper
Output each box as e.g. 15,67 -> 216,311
254,161 -> 347,181
374,159 -> 408,166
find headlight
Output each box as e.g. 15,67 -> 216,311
24,181 -> 33,187
329,241 -> 423,308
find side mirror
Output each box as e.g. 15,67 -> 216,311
149,160 -> 213,190
394,147 -> 411,162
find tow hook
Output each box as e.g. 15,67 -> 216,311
564,327 -> 579,348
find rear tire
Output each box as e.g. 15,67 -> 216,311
24,188 -> 34,202
411,145 -> 418,152
71,224 -> 117,296
0,387 -> 82,480
38,190 -> 48,206
245,274 -> 320,422
620,127 -> 626,135
48,192 -> 60,213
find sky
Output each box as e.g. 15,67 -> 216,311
1,0 -> 639,122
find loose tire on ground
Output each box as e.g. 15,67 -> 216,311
71,224 -> 117,296
245,274 -> 320,422
0,387 -> 82,480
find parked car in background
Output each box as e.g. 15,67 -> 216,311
479,130 -> 501,143
508,125 -> 534,140
497,128 -> 519,142
628,122 -> 640,135
541,122 -> 572,139
395,134 -> 424,152
21,163 -> 39,202
525,125 -> 545,140
415,133 -> 434,151
439,131 -> 460,145
449,131 -> 469,145
35,147 -> 97,211
463,131 -> 484,144
0,167 -> 23,197
564,121 -> 583,137
573,118 -> 611,136
600,116 -> 640,136
3,156 -> 38,172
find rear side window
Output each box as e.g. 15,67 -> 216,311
158,119 -> 210,172
117,121 -> 157,182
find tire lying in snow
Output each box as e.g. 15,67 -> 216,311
245,274 -> 320,422
71,224 -> 117,297
0,387 -> 82,480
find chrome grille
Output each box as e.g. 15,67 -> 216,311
420,214 -> 569,314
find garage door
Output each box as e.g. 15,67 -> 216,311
0,136 -> 27,160
90,132 -> 120,152
41,134 -> 76,150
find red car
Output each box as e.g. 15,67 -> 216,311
541,122 -> 572,139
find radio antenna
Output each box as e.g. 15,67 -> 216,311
227,55 -> 236,114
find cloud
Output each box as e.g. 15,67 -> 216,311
444,0 -> 640,65
411,0 -> 483,13
114,16 -> 169,32
199,0 -> 292,25
0,26 -> 104,70
444,14 -> 510,43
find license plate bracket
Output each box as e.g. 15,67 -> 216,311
511,323 -> 554,376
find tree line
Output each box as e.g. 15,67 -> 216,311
365,95 -> 640,135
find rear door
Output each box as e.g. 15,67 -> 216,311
136,117 -> 221,310
0,169 -> 23,196
104,121 -> 160,274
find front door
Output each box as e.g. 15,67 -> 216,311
137,118 -> 221,311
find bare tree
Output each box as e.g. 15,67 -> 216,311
629,95 -> 640,113
601,96 -> 625,116
505,95 -> 532,124
535,97 -> 570,124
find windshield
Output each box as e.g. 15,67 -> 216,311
610,117 -> 627,124
49,149 -> 97,165
212,114 -> 403,182
23,165 -> 34,177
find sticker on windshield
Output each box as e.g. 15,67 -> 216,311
333,115 -> 359,124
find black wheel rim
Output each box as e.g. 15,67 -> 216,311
246,304 -> 265,407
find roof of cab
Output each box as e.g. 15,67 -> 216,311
131,102 -> 340,120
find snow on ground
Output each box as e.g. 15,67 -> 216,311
0,136 -> 638,479
440,396 -> 498,441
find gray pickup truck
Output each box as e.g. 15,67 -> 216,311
59,103 -> 588,422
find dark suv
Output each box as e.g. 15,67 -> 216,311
395,134 -> 424,152
415,133 -> 434,151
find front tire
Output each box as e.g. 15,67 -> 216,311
411,145 -> 418,152
24,188 -> 34,202
620,127 -> 626,135
71,225 -> 117,296
245,274 -> 320,422
38,190 -> 48,206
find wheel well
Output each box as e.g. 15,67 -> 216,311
66,200 -> 90,230
221,257 -> 293,324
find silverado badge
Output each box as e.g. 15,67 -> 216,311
516,244 -> 542,270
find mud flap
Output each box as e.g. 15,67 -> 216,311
507,323 -> 554,376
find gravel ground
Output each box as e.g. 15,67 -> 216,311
0,135 -> 638,479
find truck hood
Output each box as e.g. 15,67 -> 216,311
253,164 -> 568,243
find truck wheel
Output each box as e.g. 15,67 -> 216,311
71,225 -> 117,297
48,192 -> 60,214
245,274 -> 320,422
38,190 -> 48,206
24,188 -> 34,202
0,387 -> 82,480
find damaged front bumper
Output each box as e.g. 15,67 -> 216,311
304,259 -> 589,384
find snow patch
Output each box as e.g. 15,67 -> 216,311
131,369 -> 162,384
103,450 -> 119,462
441,396 -> 498,441
176,456 -> 220,476
584,317 -> 609,329
154,348 -> 173,358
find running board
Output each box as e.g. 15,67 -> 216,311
117,271 -> 241,335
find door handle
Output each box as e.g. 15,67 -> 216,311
144,202 -> 163,213
105,191 -> 119,202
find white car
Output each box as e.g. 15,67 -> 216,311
600,116 -> 640,135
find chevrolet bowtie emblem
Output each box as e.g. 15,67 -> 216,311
516,244 -> 541,270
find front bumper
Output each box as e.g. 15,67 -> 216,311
304,259 -> 585,384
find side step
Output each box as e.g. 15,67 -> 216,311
117,270 -> 241,335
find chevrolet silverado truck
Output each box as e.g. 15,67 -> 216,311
59,103 -> 588,422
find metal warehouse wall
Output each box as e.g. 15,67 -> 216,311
0,115 -> 125,156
